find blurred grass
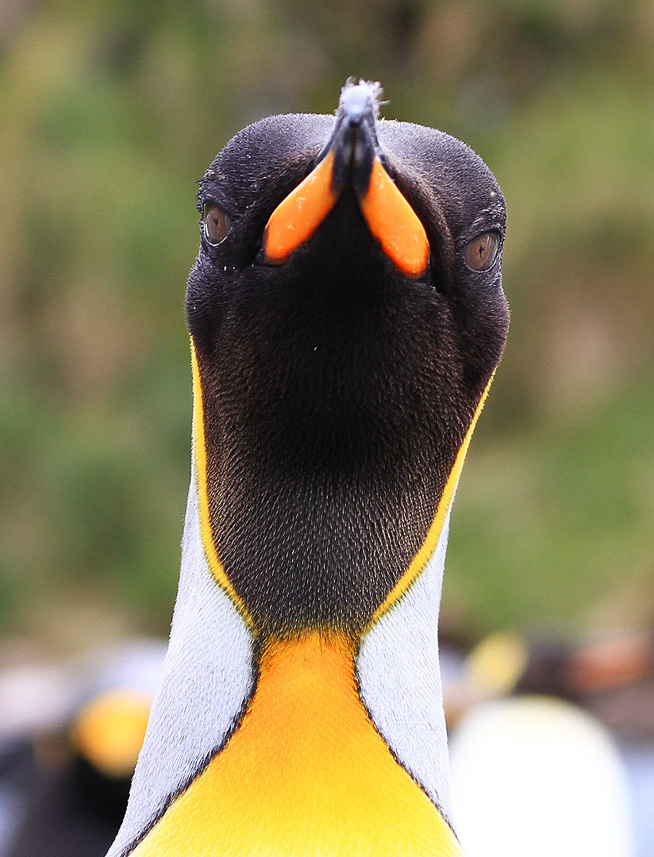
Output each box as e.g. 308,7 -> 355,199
0,0 -> 653,652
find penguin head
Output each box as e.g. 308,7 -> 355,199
186,81 -> 509,639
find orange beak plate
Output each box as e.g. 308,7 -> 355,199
263,148 -> 429,278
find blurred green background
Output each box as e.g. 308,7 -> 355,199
1,0 -> 653,657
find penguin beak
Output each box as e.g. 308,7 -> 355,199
263,81 -> 429,278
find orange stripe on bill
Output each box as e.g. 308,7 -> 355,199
357,158 -> 429,278
263,151 -> 339,265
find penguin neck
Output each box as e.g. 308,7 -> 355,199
190,366 -> 458,803
108,351 -> 494,855
181,352 -> 491,821
107,387 -> 479,857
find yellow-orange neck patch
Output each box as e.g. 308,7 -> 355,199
130,633 -> 462,857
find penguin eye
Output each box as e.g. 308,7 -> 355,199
202,203 -> 231,246
463,231 -> 501,272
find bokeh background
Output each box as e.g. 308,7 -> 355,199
1,1 -> 654,854
1,0 -> 652,658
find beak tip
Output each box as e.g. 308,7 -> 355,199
338,79 -> 383,126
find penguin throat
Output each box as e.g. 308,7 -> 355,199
191,342 -> 495,637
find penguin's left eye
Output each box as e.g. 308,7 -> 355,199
463,231 -> 501,272
202,203 -> 231,246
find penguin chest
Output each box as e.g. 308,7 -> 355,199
130,634 -> 462,856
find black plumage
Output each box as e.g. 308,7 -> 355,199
187,87 -> 509,639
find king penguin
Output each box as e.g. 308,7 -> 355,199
106,79 -> 509,857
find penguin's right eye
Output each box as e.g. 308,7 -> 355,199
202,203 -> 232,246
462,230 -> 501,272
